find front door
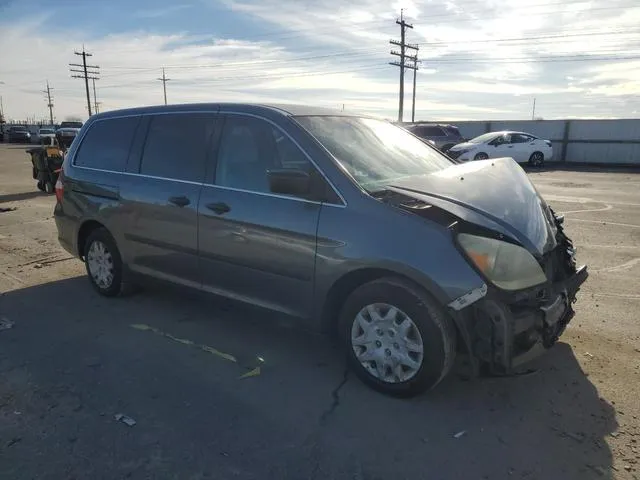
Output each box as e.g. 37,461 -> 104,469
198,114 -> 322,317
120,111 -> 218,288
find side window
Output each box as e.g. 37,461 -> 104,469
510,134 -> 529,144
74,116 -> 140,171
140,113 -> 216,182
215,115 -> 314,195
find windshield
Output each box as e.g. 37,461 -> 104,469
294,116 -> 453,192
468,132 -> 501,144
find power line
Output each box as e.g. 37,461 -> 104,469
157,68 -> 171,105
92,29 -> 640,78
70,47 -> 100,116
43,80 -> 54,125
390,9 -> 419,122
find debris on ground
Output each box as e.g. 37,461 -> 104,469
114,413 -> 137,427
585,352 -> 594,358
0,207 -> 17,213
33,263 -> 43,269
0,317 -> 14,331
239,367 -> 261,379
453,430 -> 467,439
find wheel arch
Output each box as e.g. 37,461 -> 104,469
319,266 -> 450,335
77,219 -> 108,259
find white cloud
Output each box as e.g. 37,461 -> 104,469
1,0 -> 640,122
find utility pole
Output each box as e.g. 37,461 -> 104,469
157,68 -> 171,105
411,51 -> 420,123
390,10 -> 418,123
92,78 -> 99,114
43,81 -> 54,125
531,97 -> 537,120
69,47 -> 100,116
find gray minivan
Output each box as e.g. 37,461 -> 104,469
54,104 -> 587,397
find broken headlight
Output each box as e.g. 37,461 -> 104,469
458,233 -> 547,290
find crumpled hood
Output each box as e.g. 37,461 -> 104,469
388,158 -> 558,256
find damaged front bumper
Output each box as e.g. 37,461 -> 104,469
453,264 -> 588,374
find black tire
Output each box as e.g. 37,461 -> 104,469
83,227 -> 124,297
44,181 -> 54,194
529,151 -> 544,167
36,181 -> 45,192
338,277 -> 456,397
474,152 -> 489,161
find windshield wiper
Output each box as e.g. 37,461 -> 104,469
368,188 -> 395,199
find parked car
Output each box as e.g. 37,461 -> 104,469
405,123 -> 465,152
55,127 -> 81,149
33,127 -> 56,144
59,121 -> 83,129
8,125 -> 32,143
54,104 -> 587,397
448,131 -> 553,166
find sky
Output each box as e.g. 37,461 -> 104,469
0,0 -> 639,123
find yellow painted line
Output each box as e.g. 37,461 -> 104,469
130,324 -> 237,363
239,367 -> 261,379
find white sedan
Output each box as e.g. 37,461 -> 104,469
447,131 -> 553,166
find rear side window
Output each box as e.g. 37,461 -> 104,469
140,113 -> 216,183
74,117 -> 140,171
444,126 -> 461,136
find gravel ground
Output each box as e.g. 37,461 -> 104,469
1,143 -> 639,480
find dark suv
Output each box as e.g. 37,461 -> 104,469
406,123 -> 464,152
8,125 -> 32,143
54,103 -> 587,397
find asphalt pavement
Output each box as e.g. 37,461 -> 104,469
1,144 -> 639,480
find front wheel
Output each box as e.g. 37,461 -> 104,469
339,278 -> 456,397
529,151 -> 544,167
474,152 -> 489,161
83,228 -> 124,297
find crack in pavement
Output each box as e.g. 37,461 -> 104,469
319,367 -> 349,426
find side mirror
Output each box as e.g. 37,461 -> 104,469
267,168 -> 311,196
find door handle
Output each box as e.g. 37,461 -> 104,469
206,202 -> 231,215
168,195 -> 190,207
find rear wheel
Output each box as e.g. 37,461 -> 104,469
36,181 -> 45,192
44,181 -> 54,194
474,152 -> 489,161
339,277 -> 456,397
83,228 -> 124,297
529,151 -> 544,167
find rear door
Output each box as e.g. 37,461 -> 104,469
197,113 -> 325,317
509,133 -> 534,163
119,111 -> 218,288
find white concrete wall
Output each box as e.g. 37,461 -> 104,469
435,119 -> 640,165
